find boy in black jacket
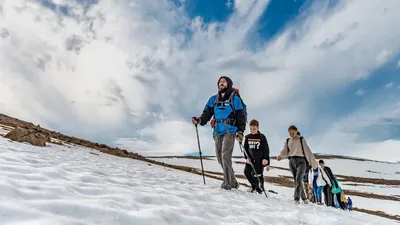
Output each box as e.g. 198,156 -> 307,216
243,119 -> 270,194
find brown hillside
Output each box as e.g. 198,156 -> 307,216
0,113 -> 143,160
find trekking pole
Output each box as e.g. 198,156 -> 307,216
239,143 -> 268,198
195,124 -> 206,185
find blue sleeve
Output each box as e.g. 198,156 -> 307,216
233,96 -> 244,110
199,95 -> 215,126
206,95 -> 216,108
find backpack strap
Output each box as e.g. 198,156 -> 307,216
300,137 -> 305,156
213,93 -> 219,105
228,91 -> 236,112
213,91 -> 237,135
286,138 -> 290,153
299,137 -> 310,165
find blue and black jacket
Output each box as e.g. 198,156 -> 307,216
199,88 -> 246,136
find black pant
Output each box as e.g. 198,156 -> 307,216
244,160 -> 264,190
323,185 -> 333,206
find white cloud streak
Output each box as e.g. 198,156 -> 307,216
386,82 -> 394,88
1,0 -> 400,161
356,89 -> 365,96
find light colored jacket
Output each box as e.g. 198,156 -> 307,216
309,166 -> 332,187
279,135 -> 318,169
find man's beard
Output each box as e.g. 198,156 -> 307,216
219,86 -> 228,93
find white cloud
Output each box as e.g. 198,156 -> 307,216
1,0 -> 400,161
385,82 -> 395,88
376,50 -> 391,66
234,0 -> 257,16
115,120 -> 215,156
310,100 -> 400,162
356,89 -> 365,96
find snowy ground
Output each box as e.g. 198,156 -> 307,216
1,138 -> 399,225
151,157 -> 400,217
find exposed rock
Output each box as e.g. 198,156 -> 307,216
0,113 -> 144,158
4,126 -> 50,147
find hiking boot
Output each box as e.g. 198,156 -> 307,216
234,182 -> 240,189
221,184 -> 231,190
222,186 -> 232,190
255,187 -> 264,194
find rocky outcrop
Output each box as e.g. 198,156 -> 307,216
0,113 -> 143,159
4,126 -> 50,147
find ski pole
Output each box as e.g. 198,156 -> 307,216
195,124 -> 206,185
239,142 -> 268,198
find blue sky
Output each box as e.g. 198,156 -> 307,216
179,0 -> 400,158
1,0 -> 400,162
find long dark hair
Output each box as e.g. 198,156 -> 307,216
288,125 -> 300,135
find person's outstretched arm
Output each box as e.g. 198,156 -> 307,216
198,96 -> 215,126
261,134 -> 270,165
301,137 -> 318,169
278,140 -> 289,159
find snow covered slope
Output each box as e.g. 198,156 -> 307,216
150,156 -> 400,219
0,135 -> 398,224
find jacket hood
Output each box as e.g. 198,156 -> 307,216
217,76 -> 233,90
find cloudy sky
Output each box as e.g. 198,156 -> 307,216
1,0 -> 400,162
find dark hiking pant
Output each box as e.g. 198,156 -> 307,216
323,185 -> 333,206
289,157 -> 307,201
244,161 -> 264,190
214,133 -> 237,189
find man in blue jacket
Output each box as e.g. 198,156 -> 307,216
192,76 -> 246,190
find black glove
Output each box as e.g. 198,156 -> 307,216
192,117 -> 201,125
236,131 -> 244,142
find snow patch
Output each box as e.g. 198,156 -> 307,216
1,137 -> 398,224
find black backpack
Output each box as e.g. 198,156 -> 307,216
286,137 -> 310,169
